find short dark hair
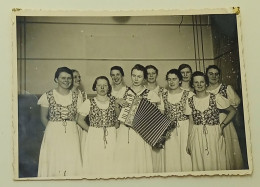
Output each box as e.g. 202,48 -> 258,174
71,69 -> 79,74
92,76 -> 112,95
178,64 -> 192,73
206,65 -> 221,75
145,65 -> 158,75
131,64 -> 148,79
110,66 -> 124,76
54,67 -> 73,82
190,71 -> 209,88
166,69 -> 183,81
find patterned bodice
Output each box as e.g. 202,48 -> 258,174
123,87 -> 150,100
162,90 -> 189,121
46,90 -> 78,121
218,84 -> 228,98
188,93 -> 220,126
89,96 -> 117,128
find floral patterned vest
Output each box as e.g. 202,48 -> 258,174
218,84 -> 228,98
188,93 -> 220,126
89,96 -> 117,128
162,90 -> 189,121
46,90 -> 78,121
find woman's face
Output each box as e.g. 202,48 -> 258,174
73,71 -> 81,88
56,72 -> 72,89
110,69 -> 123,85
147,68 -> 158,84
180,67 -> 192,82
95,79 -> 109,96
131,69 -> 144,86
207,68 -> 220,85
167,73 -> 180,90
192,75 -> 207,92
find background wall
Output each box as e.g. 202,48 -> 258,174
17,15 -> 214,95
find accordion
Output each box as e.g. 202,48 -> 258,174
118,93 -> 175,149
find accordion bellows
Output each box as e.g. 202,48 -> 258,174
119,97 -> 176,148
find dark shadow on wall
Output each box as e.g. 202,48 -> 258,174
18,94 -> 44,178
211,14 -> 249,169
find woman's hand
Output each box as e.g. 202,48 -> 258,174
220,123 -> 226,137
77,114 -> 90,132
115,98 -> 129,107
115,120 -> 120,129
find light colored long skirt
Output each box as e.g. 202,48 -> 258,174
82,126 -> 116,177
114,125 -> 153,174
220,113 -> 244,170
38,121 -> 82,177
164,120 -> 192,172
189,125 -> 226,171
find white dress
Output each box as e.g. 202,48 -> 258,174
37,89 -> 82,177
207,84 -> 244,169
78,97 -> 117,177
159,89 -> 193,172
114,87 -> 160,174
185,93 -> 230,171
148,85 -> 165,173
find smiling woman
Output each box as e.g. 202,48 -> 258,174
37,67 -> 83,177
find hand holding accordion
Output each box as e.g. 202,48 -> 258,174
118,92 -> 176,149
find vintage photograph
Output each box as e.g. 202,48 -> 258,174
13,9 -> 251,179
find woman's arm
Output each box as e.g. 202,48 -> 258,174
40,106 -> 49,127
220,105 -> 237,135
77,114 -> 89,132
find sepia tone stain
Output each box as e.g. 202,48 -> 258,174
233,7 -> 240,15
12,8 -> 22,12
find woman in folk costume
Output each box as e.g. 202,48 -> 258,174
71,69 -> 87,144
37,67 -> 82,177
110,66 -> 128,99
186,71 -> 236,171
159,69 -> 193,172
178,64 -> 194,92
114,64 -> 160,174
77,76 -> 119,177
206,65 -> 244,169
145,65 -> 165,173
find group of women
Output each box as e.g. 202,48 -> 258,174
37,63 -> 244,178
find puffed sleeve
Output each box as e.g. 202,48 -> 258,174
147,90 -> 161,104
227,85 -> 241,108
78,99 -> 91,117
216,94 -> 230,109
37,93 -> 49,107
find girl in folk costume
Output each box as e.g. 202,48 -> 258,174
178,64 -> 194,92
159,69 -> 193,172
206,65 -> 244,169
71,69 -> 87,143
186,71 -> 236,171
145,65 -> 165,173
77,76 -> 119,177
110,66 -> 128,99
37,67 -> 82,177
114,64 -> 160,174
